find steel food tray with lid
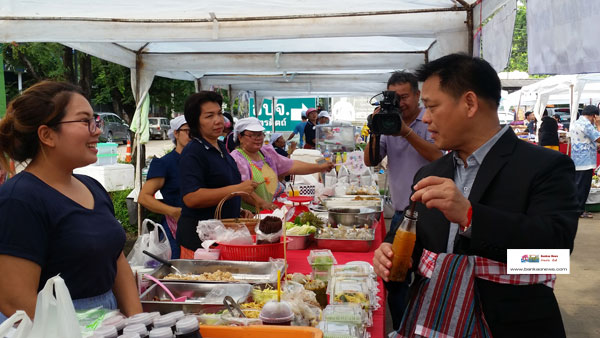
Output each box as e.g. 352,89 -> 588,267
150,259 -> 280,284
315,237 -> 374,252
140,282 -> 252,314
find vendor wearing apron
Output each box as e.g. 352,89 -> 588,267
230,117 -> 335,212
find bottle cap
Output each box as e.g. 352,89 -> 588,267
175,316 -> 199,334
123,323 -> 148,336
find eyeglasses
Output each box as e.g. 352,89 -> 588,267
242,131 -> 265,139
52,117 -> 101,134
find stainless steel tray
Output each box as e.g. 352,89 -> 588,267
315,237 -> 374,252
150,259 -> 278,284
140,282 -> 252,314
322,196 -> 384,210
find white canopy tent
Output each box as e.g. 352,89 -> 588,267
1,0 -> 518,229
505,74 -> 600,123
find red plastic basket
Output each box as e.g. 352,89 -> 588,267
218,236 -> 290,262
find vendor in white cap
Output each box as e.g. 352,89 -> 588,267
231,117 -> 334,211
138,115 -> 191,259
317,110 -> 330,125
270,132 -> 296,158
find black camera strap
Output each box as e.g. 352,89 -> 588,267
368,133 -> 382,165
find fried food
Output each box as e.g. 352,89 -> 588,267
163,270 -> 236,282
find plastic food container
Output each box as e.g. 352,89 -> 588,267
318,321 -> 361,338
328,278 -> 371,310
308,249 -> 336,281
332,263 -> 375,278
259,300 -> 295,326
322,304 -> 367,326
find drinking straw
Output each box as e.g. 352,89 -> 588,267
277,270 -> 281,302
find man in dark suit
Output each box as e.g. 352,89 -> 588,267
374,54 -> 578,337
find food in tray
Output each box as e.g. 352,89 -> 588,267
285,222 -> 317,236
295,211 -> 324,228
345,184 -> 379,195
251,286 -> 280,305
352,195 -> 379,201
163,270 -> 236,282
317,225 -> 374,240
333,292 -> 369,307
304,279 -> 328,308
257,216 -> 283,244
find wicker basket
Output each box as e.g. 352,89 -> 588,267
214,191 -> 261,235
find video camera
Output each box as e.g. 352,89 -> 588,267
367,91 -> 402,135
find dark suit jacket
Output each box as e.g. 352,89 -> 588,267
388,128 -> 578,338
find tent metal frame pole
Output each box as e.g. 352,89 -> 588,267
135,54 -> 143,236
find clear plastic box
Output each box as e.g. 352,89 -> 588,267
332,263 -> 375,278
97,142 -> 118,155
95,153 -> 118,166
307,249 -> 337,281
328,278 -> 372,310
322,304 -> 365,325
318,321 -> 361,338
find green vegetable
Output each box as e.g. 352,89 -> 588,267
297,212 -> 324,228
313,256 -> 333,265
286,224 -> 317,235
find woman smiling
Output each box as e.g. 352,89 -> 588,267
230,117 -> 334,211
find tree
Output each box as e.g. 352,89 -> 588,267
505,1 -> 528,72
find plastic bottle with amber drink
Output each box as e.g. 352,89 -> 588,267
389,207 -> 418,282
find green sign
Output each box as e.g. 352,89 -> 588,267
250,97 -> 316,132
0,45 -> 6,118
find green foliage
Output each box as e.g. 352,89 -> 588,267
148,77 -> 195,117
91,58 -> 135,108
109,189 -> 137,234
506,2 -> 528,72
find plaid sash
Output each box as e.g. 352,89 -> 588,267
391,250 -> 556,338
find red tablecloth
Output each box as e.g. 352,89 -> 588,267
286,215 -> 387,338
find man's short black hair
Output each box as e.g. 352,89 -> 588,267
582,105 -> 600,116
415,53 -> 501,107
387,71 -> 419,92
525,111 -> 533,118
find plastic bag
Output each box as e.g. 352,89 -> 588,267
27,275 -> 82,338
255,224 -> 283,244
126,219 -> 172,267
324,168 -> 337,187
337,165 -> 349,185
0,310 -> 32,338
196,220 -> 253,246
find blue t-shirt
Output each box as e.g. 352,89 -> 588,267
0,172 -> 125,300
146,150 -> 182,208
293,121 -> 307,147
177,137 -> 242,250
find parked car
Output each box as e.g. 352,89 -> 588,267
545,107 -> 581,131
148,117 -> 170,140
95,112 -> 131,144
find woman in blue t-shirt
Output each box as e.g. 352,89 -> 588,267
177,92 -> 257,258
139,115 -> 191,259
0,81 -> 142,321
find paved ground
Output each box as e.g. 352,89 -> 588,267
382,215 -> 600,337
117,139 -> 174,163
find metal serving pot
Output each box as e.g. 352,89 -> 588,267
327,207 -> 382,228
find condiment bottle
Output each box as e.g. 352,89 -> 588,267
149,327 -> 174,338
126,313 -> 153,332
175,316 -> 202,338
389,207 -> 418,282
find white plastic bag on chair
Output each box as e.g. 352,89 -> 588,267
126,219 -> 172,267
0,310 -> 32,338
27,275 -> 82,338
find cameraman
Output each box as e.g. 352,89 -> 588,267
364,71 -> 442,329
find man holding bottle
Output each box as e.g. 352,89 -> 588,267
364,71 -> 442,330
374,54 -> 578,337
